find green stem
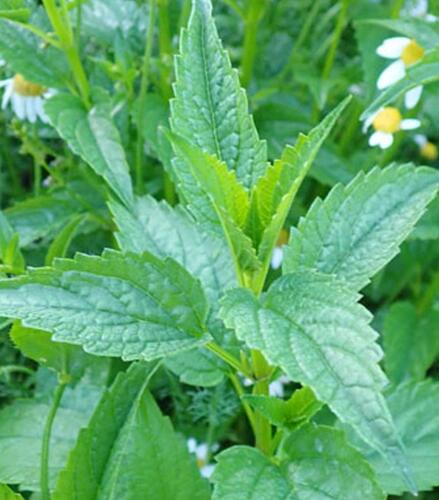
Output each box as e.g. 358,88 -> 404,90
206,341 -> 254,380
391,0 -> 405,18
240,1 -> 266,88
178,0 -> 192,28
135,0 -> 156,194
417,271 -> 439,315
251,349 -> 272,454
157,0 -> 173,99
40,382 -> 67,500
228,372 -> 257,435
34,162 -> 41,196
321,0 -> 350,81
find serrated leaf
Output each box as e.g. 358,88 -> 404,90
0,19 -> 66,87
284,165 -> 439,291
167,132 -> 259,274
54,362 -> 210,500
171,0 -> 267,188
383,302 -> 439,385
0,250 -> 208,361
10,322 -> 96,382
213,425 -> 384,500
248,98 -> 350,291
346,380 -> 439,495
243,386 -> 322,430
45,94 -> 134,208
0,484 -> 23,499
220,271 -> 415,492
0,369 -> 106,492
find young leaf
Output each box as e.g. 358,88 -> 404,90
284,164 -> 439,291
383,302 -> 439,385
243,386 -> 322,429
0,484 -> 23,499
171,0 -> 267,188
213,425 -> 384,499
10,322 -> 96,383
45,94 -> 134,209
54,362 -> 210,500
0,250 -> 208,361
0,211 -> 24,271
248,98 -> 350,291
45,214 -> 86,266
220,271 -> 416,491
166,132 -> 259,275
346,380 -> 439,495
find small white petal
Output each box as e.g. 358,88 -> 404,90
377,60 -> 406,89
414,134 -> 427,146
376,37 -> 410,58
1,81 -> 13,109
36,98 -> 49,123
271,247 -> 283,270
0,78 -> 12,88
362,110 -> 380,132
404,85 -> 423,109
369,131 -> 393,149
12,93 -> 26,120
196,444 -> 209,461
269,381 -> 284,398
187,438 -> 197,453
27,98 -> 37,123
401,118 -> 421,130
201,464 -> 215,478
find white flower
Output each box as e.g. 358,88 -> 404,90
271,229 -> 289,270
187,438 -> 216,478
363,106 -> 421,149
414,134 -> 438,160
0,74 -> 51,123
269,375 -> 290,398
376,37 -> 425,108
402,0 -> 438,21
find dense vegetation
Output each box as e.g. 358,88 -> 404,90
0,0 -> 438,498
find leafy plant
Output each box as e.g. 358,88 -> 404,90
0,0 -> 438,499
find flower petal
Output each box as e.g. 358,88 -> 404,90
369,131 -> 393,149
1,80 -> 13,109
377,60 -> 406,89
27,98 -> 37,123
404,85 -> 423,109
376,37 -> 410,58
271,247 -> 283,270
414,134 -> 427,146
12,93 -> 26,120
401,118 -> 421,130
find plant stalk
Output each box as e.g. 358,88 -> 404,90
40,381 -> 67,500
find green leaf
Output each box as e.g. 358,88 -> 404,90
0,19 -> 66,87
212,425 -> 384,499
212,446 -> 295,500
383,302 -> 439,385
110,195 -> 236,302
248,98 -> 350,291
220,271 -> 416,492
45,214 -> 86,266
0,368 -> 106,492
346,380 -> 439,495
362,49 -> 439,120
0,0 -> 28,22
0,250 -> 208,361
0,211 -> 24,271
171,0 -> 267,188
0,484 -> 23,499
284,165 -> 439,291
45,94 -> 134,208
166,132 -> 259,274
10,322 -> 96,382
243,386 -> 322,429
54,362 -> 210,500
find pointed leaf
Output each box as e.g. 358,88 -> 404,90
171,0 -> 267,188
54,362 -> 210,500
220,271 -> 416,491
45,94 -> 134,208
284,165 -> 439,291
0,484 -> 23,499
0,250 -> 208,361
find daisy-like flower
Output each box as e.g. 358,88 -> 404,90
363,106 -> 420,149
376,37 -> 425,108
0,74 -> 50,123
187,438 -> 216,478
414,134 -> 438,160
271,228 -> 289,270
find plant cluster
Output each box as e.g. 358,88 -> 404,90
0,0 -> 438,499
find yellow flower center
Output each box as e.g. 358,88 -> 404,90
196,457 -> 207,469
420,141 -> 438,161
13,74 -> 45,97
401,40 -> 424,67
372,107 -> 402,133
